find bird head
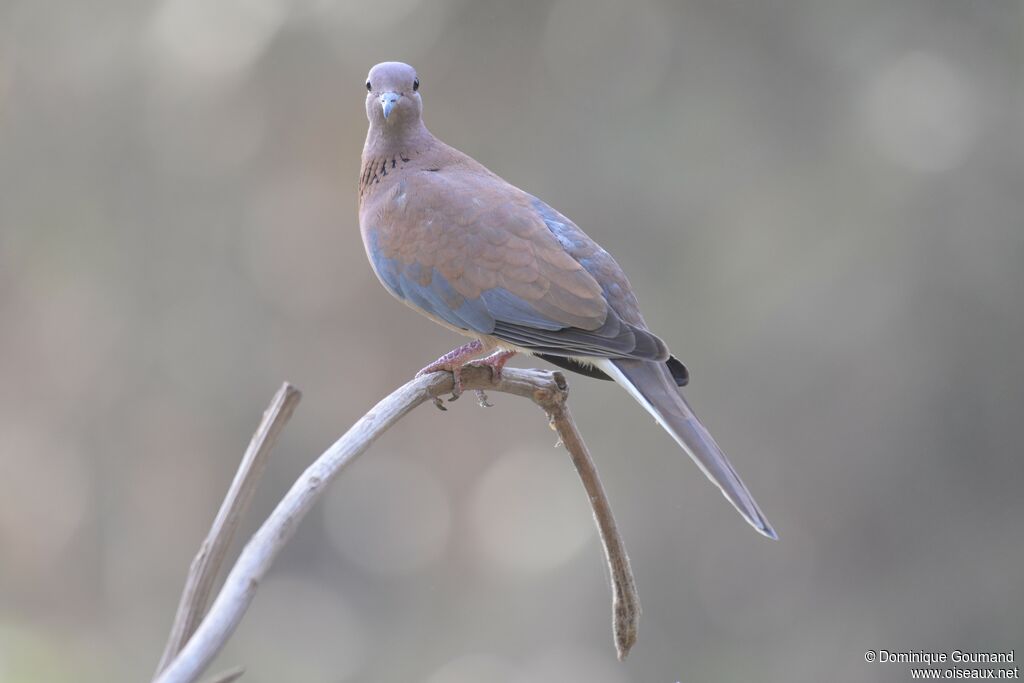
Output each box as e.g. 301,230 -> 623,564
365,62 -> 422,129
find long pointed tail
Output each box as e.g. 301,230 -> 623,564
595,358 -> 778,540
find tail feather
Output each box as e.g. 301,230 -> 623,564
595,358 -> 777,540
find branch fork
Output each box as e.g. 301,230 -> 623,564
153,367 -> 640,683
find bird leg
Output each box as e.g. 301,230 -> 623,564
415,339 -> 486,398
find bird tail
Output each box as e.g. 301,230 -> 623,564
594,358 -> 778,540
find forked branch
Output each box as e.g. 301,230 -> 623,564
154,367 -> 640,683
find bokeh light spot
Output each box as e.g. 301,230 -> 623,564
149,0 -> 285,81
543,0 -> 672,103
323,454 -> 452,577
0,423 -> 90,575
470,448 -> 594,576
862,51 -> 977,172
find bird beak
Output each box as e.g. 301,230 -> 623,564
379,92 -> 399,119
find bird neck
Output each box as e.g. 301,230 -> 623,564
362,119 -> 433,164
359,121 -> 435,199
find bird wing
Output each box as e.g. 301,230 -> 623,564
361,167 -> 668,361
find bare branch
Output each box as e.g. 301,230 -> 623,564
154,367 -> 639,683
155,383 -> 301,676
543,376 -> 640,659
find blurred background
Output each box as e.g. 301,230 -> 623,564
1,0 -> 1022,681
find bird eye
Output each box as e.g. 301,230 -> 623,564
413,78 -> 419,92
366,81 -> 372,92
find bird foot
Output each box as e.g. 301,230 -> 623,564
416,340 -> 486,401
466,349 -> 517,383
417,344 -> 515,406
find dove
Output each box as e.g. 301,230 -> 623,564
357,62 -> 776,539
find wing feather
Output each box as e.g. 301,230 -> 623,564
365,170 -> 668,361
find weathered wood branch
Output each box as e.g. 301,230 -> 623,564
156,382 -> 301,677
153,367 -> 640,683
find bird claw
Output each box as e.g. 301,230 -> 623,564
426,366 -> 470,407
433,373 -> 492,408
449,366 -> 464,400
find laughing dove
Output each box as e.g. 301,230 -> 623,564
357,62 -> 776,540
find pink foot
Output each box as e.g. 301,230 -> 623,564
468,349 -> 517,381
416,339 -> 485,396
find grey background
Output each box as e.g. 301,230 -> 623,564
1,0 -> 1021,681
